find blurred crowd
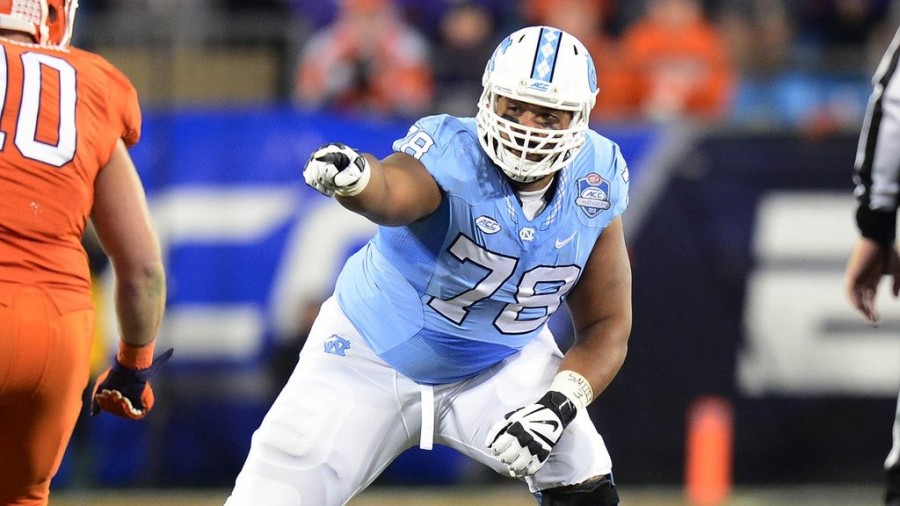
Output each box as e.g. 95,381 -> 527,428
82,0 -> 900,128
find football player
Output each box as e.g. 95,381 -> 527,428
228,26 -> 630,506
0,1 -> 170,504
845,24 -> 900,506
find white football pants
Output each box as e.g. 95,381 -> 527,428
225,297 -> 613,506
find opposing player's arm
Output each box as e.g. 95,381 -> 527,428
339,151 -> 442,226
562,215 -> 632,401
91,139 -> 171,420
91,139 -> 166,348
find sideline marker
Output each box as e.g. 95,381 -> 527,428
685,395 -> 734,506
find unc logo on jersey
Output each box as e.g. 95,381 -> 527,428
475,215 -> 502,234
324,335 -> 351,357
575,173 -> 612,218
520,227 -> 536,241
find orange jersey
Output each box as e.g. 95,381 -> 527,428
0,39 -> 140,311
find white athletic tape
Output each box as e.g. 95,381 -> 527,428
334,157 -> 371,198
550,370 -> 594,412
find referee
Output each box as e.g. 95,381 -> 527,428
845,25 -> 900,506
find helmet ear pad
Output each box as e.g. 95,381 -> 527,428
47,0 -> 78,46
476,26 -> 598,183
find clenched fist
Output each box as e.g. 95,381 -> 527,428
303,142 -> 371,197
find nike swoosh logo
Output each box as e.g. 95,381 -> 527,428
555,232 -> 576,249
533,419 -> 560,431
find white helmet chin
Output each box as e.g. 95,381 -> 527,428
476,26 -> 598,183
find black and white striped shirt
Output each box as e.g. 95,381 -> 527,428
854,26 -> 900,245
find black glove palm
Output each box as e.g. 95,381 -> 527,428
91,348 -> 174,419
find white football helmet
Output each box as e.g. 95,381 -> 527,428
0,0 -> 78,46
476,26 -> 598,183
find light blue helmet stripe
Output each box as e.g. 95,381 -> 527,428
587,53 -> 598,93
531,27 -> 563,82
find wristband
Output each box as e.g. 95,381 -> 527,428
549,370 -> 594,412
334,155 -> 372,197
856,205 -> 897,246
116,341 -> 156,370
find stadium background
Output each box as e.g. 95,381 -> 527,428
53,0 -> 900,504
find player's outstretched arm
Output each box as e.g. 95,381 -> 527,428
90,139 -> 170,419
844,236 -> 900,325
303,143 -> 442,226
486,217 -> 632,478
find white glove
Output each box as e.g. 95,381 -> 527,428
485,391 -> 577,478
302,142 -> 371,197
485,371 -> 593,478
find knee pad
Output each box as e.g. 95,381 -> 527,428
539,473 -> 619,506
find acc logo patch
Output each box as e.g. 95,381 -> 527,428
475,215 -> 501,234
527,81 -> 550,92
575,173 -> 612,218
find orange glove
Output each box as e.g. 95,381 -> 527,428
91,342 -> 173,420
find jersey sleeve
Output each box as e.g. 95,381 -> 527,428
105,63 -> 141,148
392,115 -> 449,165
578,132 -> 630,226
81,51 -> 141,169
391,115 -> 480,190
853,26 -> 900,244
608,142 -> 630,219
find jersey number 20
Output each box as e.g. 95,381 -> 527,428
0,47 -> 76,167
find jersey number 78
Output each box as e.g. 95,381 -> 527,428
428,234 -> 580,335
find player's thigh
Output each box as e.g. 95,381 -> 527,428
0,287 -> 92,502
438,330 -> 613,491
228,298 -> 413,506
436,331 -> 561,472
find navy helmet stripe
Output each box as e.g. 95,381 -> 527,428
530,27 -> 563,83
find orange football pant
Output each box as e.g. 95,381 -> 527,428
0,285 -> 93,506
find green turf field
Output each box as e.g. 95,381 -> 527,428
51,483 -> 884,506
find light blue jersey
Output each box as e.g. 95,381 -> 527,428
335,115 -> 629,384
